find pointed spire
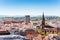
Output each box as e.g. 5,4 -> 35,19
42,12 -> 45,29
42,12 -> 45,20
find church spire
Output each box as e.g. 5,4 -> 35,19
42,12 -> 45,29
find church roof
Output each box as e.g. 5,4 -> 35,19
44,25 -> 54,28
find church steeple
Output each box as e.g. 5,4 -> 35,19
42,12 -> 45,29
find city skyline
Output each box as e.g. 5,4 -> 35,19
0,0 -> 60,16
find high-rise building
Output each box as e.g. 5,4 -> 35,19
42,12 -> 45,29
25,15 -> 30,23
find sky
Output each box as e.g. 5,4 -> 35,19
0,0 -> 60,16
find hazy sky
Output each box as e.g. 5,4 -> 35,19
0,0 -> 60,16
